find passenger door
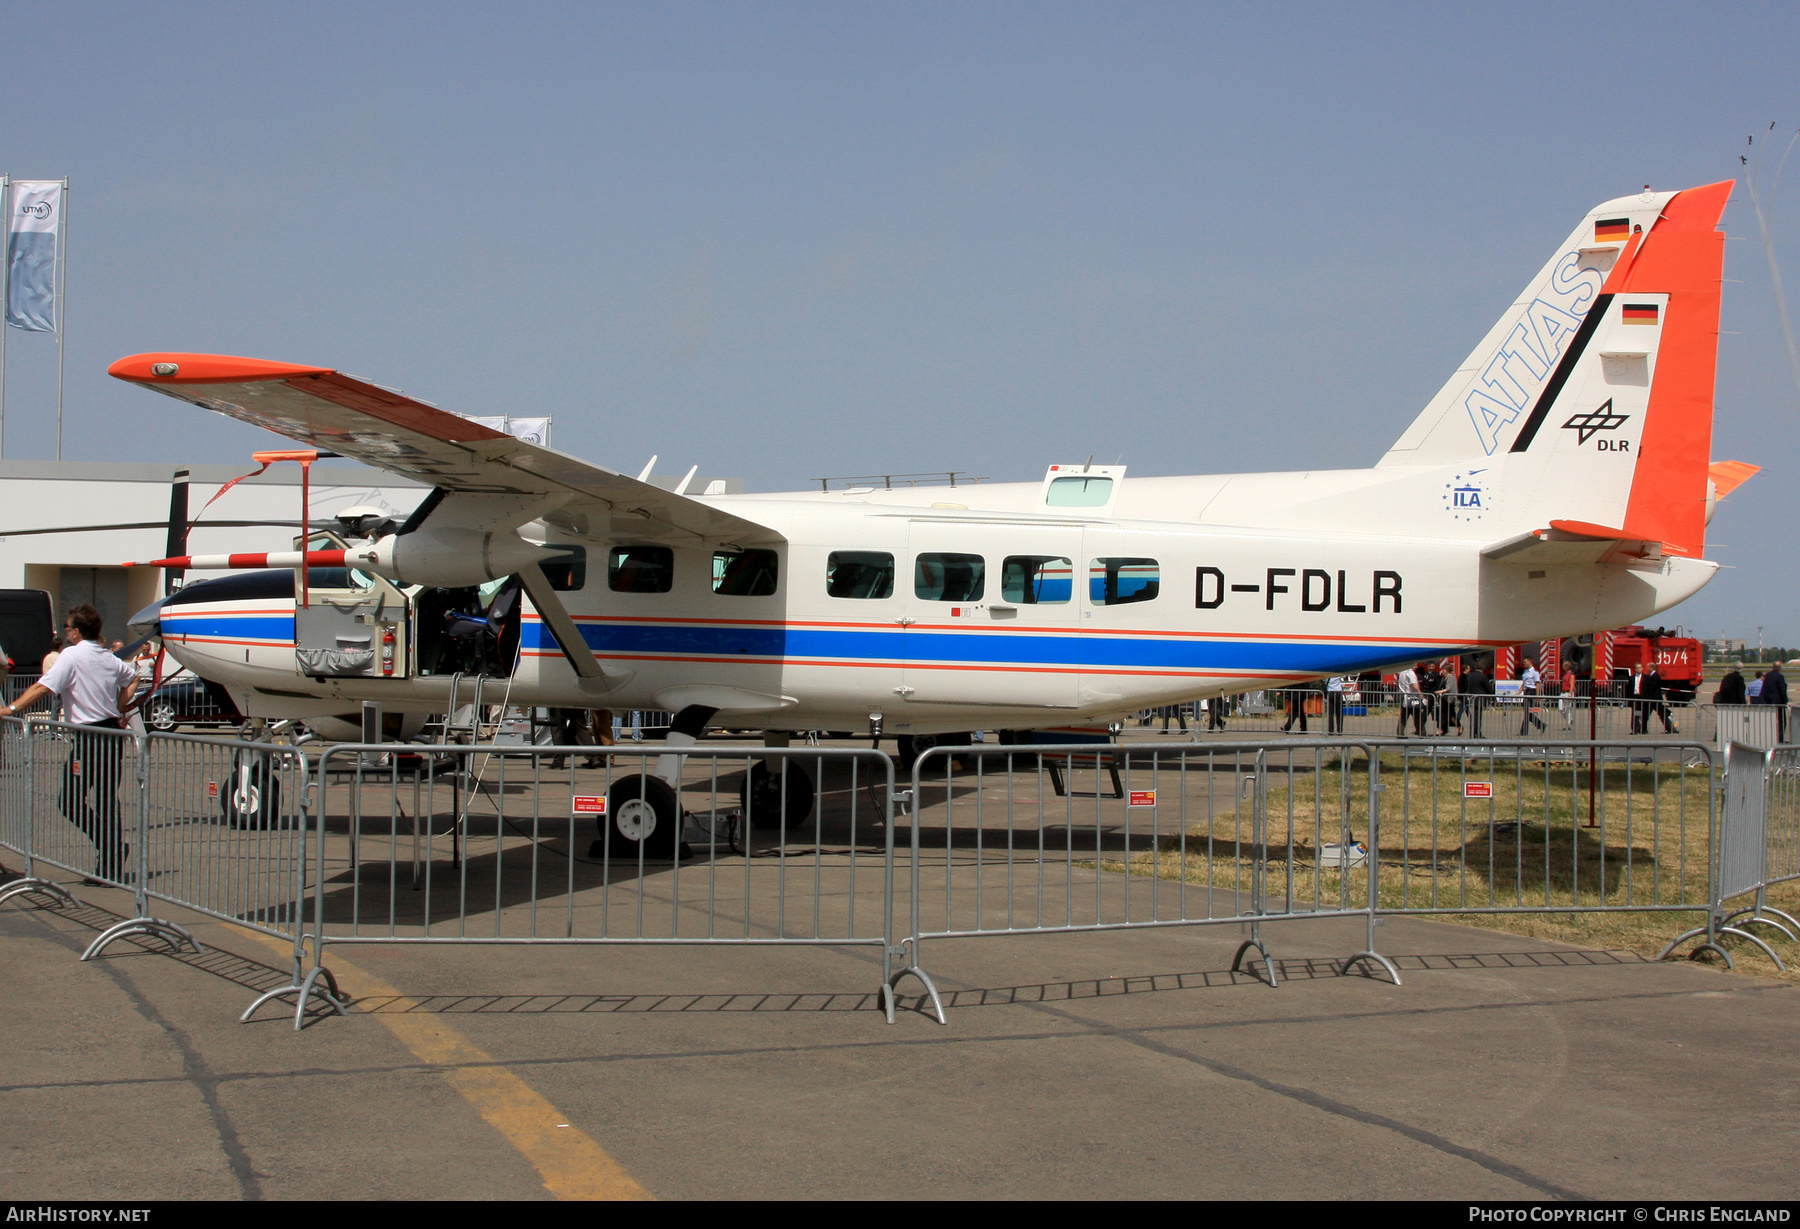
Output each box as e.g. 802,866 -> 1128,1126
292,532 -> 411,678
899,521 -> 1081,712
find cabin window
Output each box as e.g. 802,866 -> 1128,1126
1046,476 -> 1113,507
826,551 -> 894,599
712,548 -> 779,596
1001,556 -> 1072,604
1089,557 -> 1159,605
540,546 -> 587,592
608,545 -> 674,593
915,553 -> 985,602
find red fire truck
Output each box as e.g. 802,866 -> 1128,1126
1584,626 -> 1705,703
1392,626 -> 1706,703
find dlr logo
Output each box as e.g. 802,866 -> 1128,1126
1597,439 -> 1630,452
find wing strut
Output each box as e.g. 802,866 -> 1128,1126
517,564 -> 608,682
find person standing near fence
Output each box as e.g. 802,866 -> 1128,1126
0,604 -> 140,882
1418,660 -> 1447,736
1464,661 -> 1491,738
1639,663 -> 1676,734
1280,684 -> 1309,733
1159,703 -> 1188,735
1325,675 -> 1347,735
1755,663 -> 1788,742
1518,657 -> 1547,735
1716,666 -> 1746,706
1629,662 -> 1649,734
1201,695 -> 1225,732
1393,665 -> 1419,737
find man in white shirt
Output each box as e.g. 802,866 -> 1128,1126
2,603 -> 140,881
1394,666 -> 1420,737
1518,657 -> 1547,734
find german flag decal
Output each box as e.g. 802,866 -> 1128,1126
1622,302 -> 1659,325
1595,217 -> 1631,243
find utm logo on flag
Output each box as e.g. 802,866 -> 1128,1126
6,179 -> 62,333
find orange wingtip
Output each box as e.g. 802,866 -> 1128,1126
1708,460 -> 1759,499
107,353 -> 334,384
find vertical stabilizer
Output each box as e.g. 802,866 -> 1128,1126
1383,182 -> 1731,558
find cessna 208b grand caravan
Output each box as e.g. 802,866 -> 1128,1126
117,181 -> 1751,852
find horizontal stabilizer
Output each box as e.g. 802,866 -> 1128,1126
1709,460 -> 1759,499
1482,524 -> 1661,566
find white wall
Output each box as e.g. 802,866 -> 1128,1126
0,460 -> 427,646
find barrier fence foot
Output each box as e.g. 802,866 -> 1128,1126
1721,907 -> 1799,944
1342,951 -> 1403,986
241,964 -> 347,1031
0,877 -> 76,911
1231,937 -> 1278,988
1717,926 -> 1786,971
81,917 -> 204,962
884,959 -> 947,1026
1658,924 -> 1783,971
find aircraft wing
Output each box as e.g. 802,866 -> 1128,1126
108,353 -> 780,545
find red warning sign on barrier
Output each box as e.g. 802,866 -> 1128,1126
571,796 -> 606,815
1464,782 -> 1493,798
206,781 -> 220,799
1127,789 -> 1156,807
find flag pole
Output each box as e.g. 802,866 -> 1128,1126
0,173 -> 10,462
54,177 -> 67,462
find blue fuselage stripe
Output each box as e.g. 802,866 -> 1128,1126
163,612 -> 1450,675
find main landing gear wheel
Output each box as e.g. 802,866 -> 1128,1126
742,760 -> 815,831
592,774 -> 686,861
896,732 -> 972,766
222,758 -> 281,829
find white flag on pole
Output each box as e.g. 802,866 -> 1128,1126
6,180 -> 60,332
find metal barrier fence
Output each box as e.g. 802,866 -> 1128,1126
292,742 -> 913,1026
11,721 -> 1800,1031
0,719 -> 313,978
895,740 -> 1398,1013
896,736 -> 1737,1020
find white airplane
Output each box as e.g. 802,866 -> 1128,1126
117,180 -> 1753,854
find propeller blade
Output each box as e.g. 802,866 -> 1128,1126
126,549 -> 348,570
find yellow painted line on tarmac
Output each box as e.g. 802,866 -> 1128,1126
229,927 -> 653,1201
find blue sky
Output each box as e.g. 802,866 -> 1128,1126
5,1 -> 1799,642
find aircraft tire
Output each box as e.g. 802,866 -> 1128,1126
743,759 -> 815,832
594,774 -> 684,861
221,760 -> 280,830
895,731 -> 972,768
